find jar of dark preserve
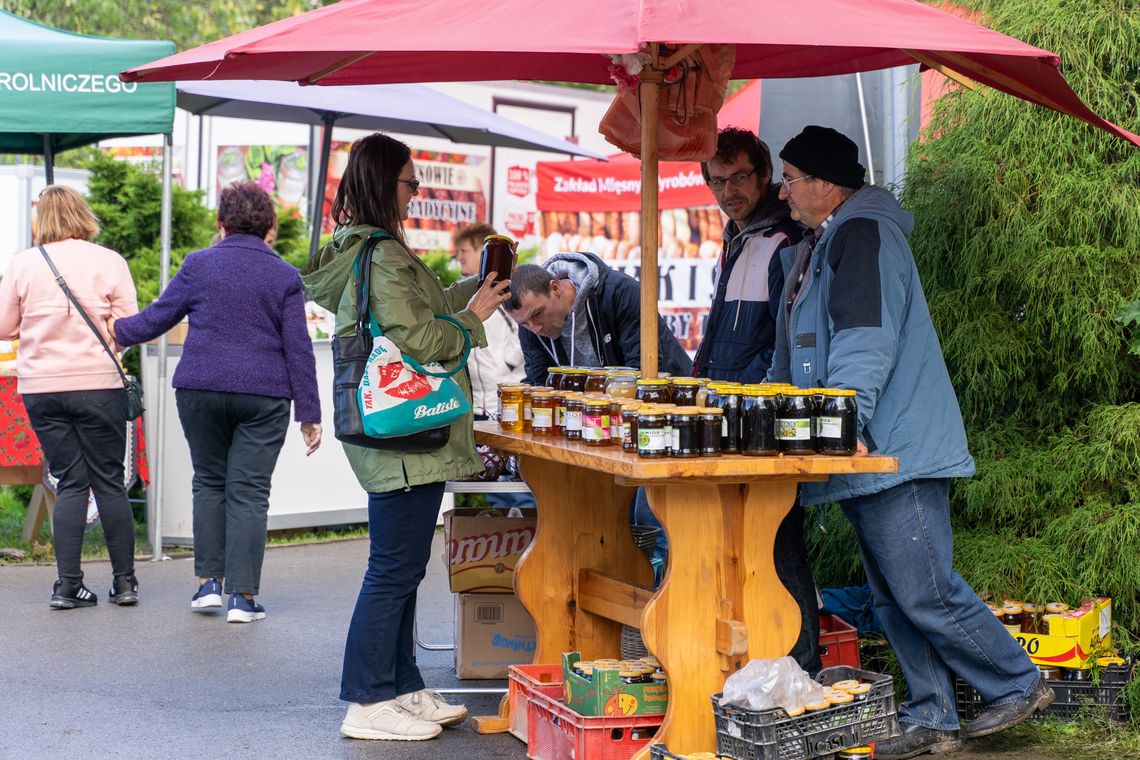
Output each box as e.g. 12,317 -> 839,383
584,369 -> 609,394
816,389 -> 858,455
626,404 -> 649,451
698,408 -> 723,456
671,378 -> 700,407
561,368 -> 588,393
670,408 -> 701,457
636,409 -> 668,458
636,378 -> 671,405
546,366 -> 567,389
712,383 -> 742,454
776,390 -> 815,453
741,386 -> 779,456
478,234 -> 517,286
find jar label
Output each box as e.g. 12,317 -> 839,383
523,405 -> 532,421
672,428 -> 680,450
565,410 -> 583,431
556,407 -> 566,426
502,405 -> 520,423
532,408 -> 553,429
721,417 -> 728,437
776,418 -> 812,440
622,422 -> 632,444
817,416 -> 843,438
582,419 -> 607,441
638,428 -> 667,452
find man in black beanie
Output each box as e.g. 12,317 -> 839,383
766,126 -> 1052,760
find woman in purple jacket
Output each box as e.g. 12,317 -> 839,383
110,182 -> 322,623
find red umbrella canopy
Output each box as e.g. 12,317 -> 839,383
123,0 -> 1137,146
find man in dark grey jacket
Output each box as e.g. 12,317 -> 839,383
507,251 -> 692,385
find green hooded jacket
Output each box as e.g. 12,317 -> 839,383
301,224 -> 487,493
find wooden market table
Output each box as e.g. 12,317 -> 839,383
475,421 -> 897,757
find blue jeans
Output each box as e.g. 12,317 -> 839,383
341,482 -> 444,704
840,479 -> 1039,730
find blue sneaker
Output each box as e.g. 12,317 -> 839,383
226,593 -> 266,623
191,578 -> 223,611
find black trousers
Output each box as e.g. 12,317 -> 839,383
23,389 -> 135,585
175,389 -> 290,596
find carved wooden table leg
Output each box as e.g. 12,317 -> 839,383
635,478 -> 801,757
514,454 -> 653,665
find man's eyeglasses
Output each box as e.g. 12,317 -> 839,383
398,177 -> 421,193
779,174 -> 813,193
706,170 -> 755,191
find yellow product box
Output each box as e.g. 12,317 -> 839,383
1010,597 -> 1111,669
443,508 -> 536,593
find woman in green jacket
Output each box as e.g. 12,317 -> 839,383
301,134 -> 510,742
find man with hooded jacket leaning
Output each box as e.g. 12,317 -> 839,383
769,125 -> 1052,760
507,252 -> 692,384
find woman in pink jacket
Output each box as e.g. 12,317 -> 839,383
0,185 -> 140,609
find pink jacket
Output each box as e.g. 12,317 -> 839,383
0,239 -> 139,394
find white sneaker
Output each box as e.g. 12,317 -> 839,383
396,689 -> 469,727
340,700 -> 443,741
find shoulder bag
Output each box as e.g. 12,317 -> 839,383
38,245 -> 143,420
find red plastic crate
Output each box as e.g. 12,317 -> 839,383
509,663 -> 565,743
527,687 -> 663,760
819,613 -> 861,670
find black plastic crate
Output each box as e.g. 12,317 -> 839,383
649,744 -> 687,759
712,666 -> 898,760
956,664 -> 1133,723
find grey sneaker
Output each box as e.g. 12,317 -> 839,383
396,689 -> 469,727
340,700 -> 443,741
964,676 -> 1055,738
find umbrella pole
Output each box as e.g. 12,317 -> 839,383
308,113 -> 335,262
42,135 -> 54,185
638,52 -> 662,379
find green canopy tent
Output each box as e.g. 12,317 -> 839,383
0,12 -> 177,558
0,10 -> 175,182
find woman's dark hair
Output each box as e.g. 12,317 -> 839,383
330,133 -> 412,244
217,181 -> 277,239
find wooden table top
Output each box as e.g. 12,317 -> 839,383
475,421 -> 897,484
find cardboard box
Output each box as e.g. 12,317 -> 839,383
454,593 -> 536,679
561,651 -> 669,717
443,508 -> 536,593
1011,597 -> 1112,669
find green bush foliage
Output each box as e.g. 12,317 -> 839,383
900,0 -> 1140,637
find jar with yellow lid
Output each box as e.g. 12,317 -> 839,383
776,389 -> 815,454
847,683 -> 872,701
741,385 -> 780,456
498,384 -> 526,432
636,408 -> 669,458
695,377 -> 711,407
619,403 -> 642,451
583,399 -> 611,446
1000,603 -> 1024,634
563,394 -> 585,439
584,369 -> 609,394
837,747 -> 874,759
698,408 -> 723,457
711,383 -> 742,454
546,366 -> 567,389
521,386 -> 540,431
671,377 -> 701,407
636,378 -> 671,405
605,371 -> 639,399
817,388 -> 858,455
670,407 -> 701,457
530,392 -> 557,436
561,367 -> 588,393
549,392 -> 566,435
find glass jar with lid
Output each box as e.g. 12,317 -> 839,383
711,383 -> 743,454
546,366 -> 567,389
698,408 -> 723,456
561,367 -> 588,393
636,408 -> 669,458
816,389 -> 858,455
776,389 -> 815,453
671,377 -> 700,407
563,394 -> 585,439
582,399 -> 611,446
498,384 -> 526,432
670,407 -> 701,457
636,378 -> 671,405
740,385 -> 779,456
605,371 -> 640,399
530,391 -> 556,436
584,369 -> 609,394
620,403 -> 643,451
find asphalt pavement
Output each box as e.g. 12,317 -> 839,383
0,533 -> 527,760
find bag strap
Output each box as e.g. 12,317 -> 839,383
351,232 -> 472,380
38,245 -> 130,389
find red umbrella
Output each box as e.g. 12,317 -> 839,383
124,0 -> 1139,374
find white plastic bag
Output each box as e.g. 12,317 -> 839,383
720,656 -> 826,713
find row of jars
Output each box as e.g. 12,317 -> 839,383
990,600 -> 1072,635
497,372 -> 860,457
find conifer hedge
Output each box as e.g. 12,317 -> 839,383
811,0 -> 1140,643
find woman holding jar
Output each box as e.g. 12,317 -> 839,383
301,133 -> 510,742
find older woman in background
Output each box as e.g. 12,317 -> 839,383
0,185 -> 140,609
111,182 -> 321,624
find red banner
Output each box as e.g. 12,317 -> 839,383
536,153 -> 716,213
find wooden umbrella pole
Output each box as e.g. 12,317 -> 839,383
638,46 -> 662,379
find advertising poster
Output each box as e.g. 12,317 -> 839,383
216,145 -> 309,211
535,154 -> 724,353
321,141 -> 488,251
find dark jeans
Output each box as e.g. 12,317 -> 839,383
634,490 -> 821,673
841,479 -> 1039,730
23,389 -> 135,585
175,389 -> 290,596
341,482 -> 444,704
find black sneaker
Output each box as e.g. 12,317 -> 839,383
50,580 -> 98,609
109,574 -> 139,606
874,721 -> 962,760
963,676 -> 1055,738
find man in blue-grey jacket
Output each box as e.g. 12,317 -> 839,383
768,126 -> 1052,760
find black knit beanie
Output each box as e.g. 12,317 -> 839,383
779,126 -> 866,190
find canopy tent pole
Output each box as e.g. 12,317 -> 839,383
855,73 -> 877,184
638,45 -> 662,380
308,113 -> 336,261
151,131 -> 174,561
42,135 -> 54,184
